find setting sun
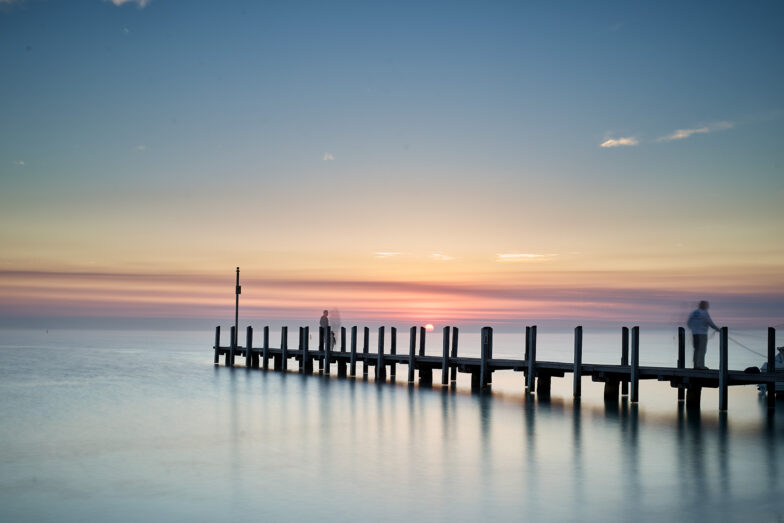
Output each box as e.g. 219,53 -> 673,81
424,324 -> 435,332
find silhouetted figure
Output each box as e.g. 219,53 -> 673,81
320,310 -> 329,330
687,301 -> 719,369
330,330 -> 337,351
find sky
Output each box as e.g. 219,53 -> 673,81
1,0 -> 783,331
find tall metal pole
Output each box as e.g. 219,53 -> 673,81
234,267 -> 240,346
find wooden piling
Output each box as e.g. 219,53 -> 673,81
298,327 -> 304,371
419,326 -> 426,356
349,326 -> 357,377
408,326 -> 417,382
325,326 -> 332,375
768,327 -> 776,410
526,326 -> 537,393
677,327 -> 685,401
262,326 -> 270,370
450,327 -> 459,381
630,326 -> 639,403
719,327 -> 728,411
390,327 -> 397,380
480,326 -> 492,390
281,326 -> 288,371
621,326 -> 629,396
337,327 -> 347,378
228,326 -> 236,367
376,326 -> 386,381
573,326 -> 582,398
318,327 -> 324,374
303,326 -> 311,374
362,327 -> 369,377
524,326 -> 530,362
246,326 -> 254,368
441,326 -> 451,386
213,326 -> 220,365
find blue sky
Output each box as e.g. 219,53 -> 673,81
1,0 -> 783,327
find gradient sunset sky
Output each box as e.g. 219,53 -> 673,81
1,0 -> 783,329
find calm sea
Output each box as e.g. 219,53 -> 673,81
0,327 -> 782,522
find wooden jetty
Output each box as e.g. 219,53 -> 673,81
212,324 -> 779,412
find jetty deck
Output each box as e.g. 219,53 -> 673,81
212,325 -> 779,412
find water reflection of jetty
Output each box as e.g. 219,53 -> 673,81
212,325 -> 779,412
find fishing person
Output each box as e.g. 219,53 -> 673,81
687,300 -> 720,370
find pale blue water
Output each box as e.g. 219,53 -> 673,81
0,327 -> 782,522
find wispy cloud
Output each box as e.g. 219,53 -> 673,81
107,0 -> 150,7
135,145 -> 147,151
496,253 -> 558,262
600,137 -> 639,148
12,160 -> 24,166
375,252 -> 401,259
322,152 -> 334,161
657,121 -> 733,142
431,253 -> 455,261
123,27 -> 130,35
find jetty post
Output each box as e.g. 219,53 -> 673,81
298,327 -> 304,371
573,326 -> 583,398
419,327 -> 433,385
349,326 -> 357,377
338,327 -> 348,378
630,326 -> 640,403
213,326 -> 221,365
719,327 -> 729,411
768,327 -> 776,409
362,327 -> 370,377
677,327 -> 686,401
246,326 -> 254,368
441,326 -> 451,386
262,326 -> 270,370
325,326 -> 332,375
229,326 -> 236,367
281,326 -> 289,371
376,326 -> 386,381
450,327 -> 459,381
408,327 -> 417,382
621,327 -> 629,396
479,326 -> 493,390
234,267 -> 240,348
390,327 -> 397,380
526,326 -> 537,393
318,328 -> 324,374
303,326 -> 311,373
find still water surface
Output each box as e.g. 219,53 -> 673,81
0,328 -> 782,522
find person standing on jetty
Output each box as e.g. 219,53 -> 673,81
687,301 -> 720,369
320,310 -> 329,330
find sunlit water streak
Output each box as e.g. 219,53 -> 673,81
0,328 -> 782,522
